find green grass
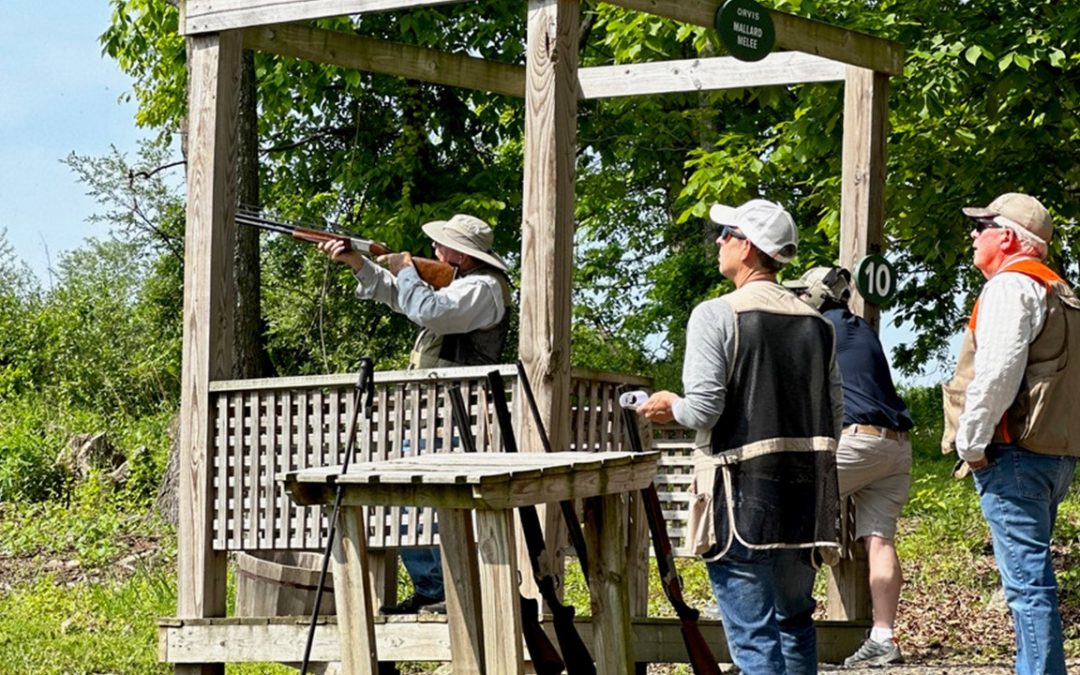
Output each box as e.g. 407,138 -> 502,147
3,385 -> 1080,671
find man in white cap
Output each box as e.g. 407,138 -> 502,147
319,213 -> 512,614
787,266 -> 913,667
638,199 -> 843,674
945,192 -> 1079,675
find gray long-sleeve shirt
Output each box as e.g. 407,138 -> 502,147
672,287 -> 844,437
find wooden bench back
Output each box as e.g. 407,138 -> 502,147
209,365 -> 697,556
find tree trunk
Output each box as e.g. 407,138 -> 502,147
232,49 -> 267,379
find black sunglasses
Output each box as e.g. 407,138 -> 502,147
720,225 -> 748,241
974,217 -> 1003,234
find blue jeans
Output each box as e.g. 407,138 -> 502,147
972,444 -> 1076,675
399,437 -> 450,601
400,546 -> 444,600
706,542 -> 818,674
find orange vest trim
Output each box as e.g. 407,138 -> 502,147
966,260 -> 1064,444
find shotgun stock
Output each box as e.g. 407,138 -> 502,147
446,385 -> 566,675
486,371 -> 597,675
514,360 -> 591,583
236,207 -> 456,289
621,405 -> 723,675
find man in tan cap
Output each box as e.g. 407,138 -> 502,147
638,199 -> 843,674
319,213 -> 512,614
944,192 -> 1079,675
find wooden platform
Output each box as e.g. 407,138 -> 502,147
158,615 -> 871,665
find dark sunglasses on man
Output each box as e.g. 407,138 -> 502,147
973,217 -> 1003,234
719,225 -> 748,241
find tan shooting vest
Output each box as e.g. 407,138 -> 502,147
942,260 -> 1080,458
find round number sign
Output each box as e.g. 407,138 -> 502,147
854,254 -> 898,305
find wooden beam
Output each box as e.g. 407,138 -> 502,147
519,0 -> 578,451
243,23 -> 526,98
177,28 -> 242,674
579,52 -> 844,99
601,0 -> 905,75
839,66 -> 889,332
185,0 -> 470,35
159,616 -> 871,664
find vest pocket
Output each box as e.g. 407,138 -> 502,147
687,462 -> 717,557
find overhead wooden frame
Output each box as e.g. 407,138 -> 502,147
174,2 -> 900,671
186,0 -> 904,75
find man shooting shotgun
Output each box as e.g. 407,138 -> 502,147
236,208 -> 456,289
318,210 -> 514,615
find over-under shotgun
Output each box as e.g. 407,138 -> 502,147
621,404 -> 723,675
236,207 -> 456,289
446,385 -> 567,675
487,371 -> 597,675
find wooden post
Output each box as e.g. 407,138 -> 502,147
832,65 -> 890,622
518,0 -> 580,599
839,65 -> 889,331
584,493 -> 632,673
332,506 -> 380,674
177,29 -> 242,674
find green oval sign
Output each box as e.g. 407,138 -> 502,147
855,254 -> 899,305
715,0 -> 775,62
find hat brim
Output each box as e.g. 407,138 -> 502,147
709,204 -> 740,225
962,206 -> 996,220
422,220 -> 509,271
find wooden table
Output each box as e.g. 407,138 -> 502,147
283,450 -> 659,675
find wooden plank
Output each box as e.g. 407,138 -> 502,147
840,66 -> 889,329
519,0 -> 578,472
584,493 -> 632,673
475,509 -> 524,674
578,52 -> 844,99
332,505 -> 380,673
243,23 -> 525,98
185,0 -> 470,34
600,0 -> 904,75
436,507 -> 484,674
280,390 -> 294,548
157,614 -> 873,665
177,29 -> 241,625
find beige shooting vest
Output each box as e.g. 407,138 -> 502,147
942,260 -> 1080,459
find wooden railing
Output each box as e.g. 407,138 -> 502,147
210,365 -> 707,554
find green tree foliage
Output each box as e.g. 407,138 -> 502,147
98,0 -> 1080,382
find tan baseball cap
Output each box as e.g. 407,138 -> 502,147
962,192 -> 1052,243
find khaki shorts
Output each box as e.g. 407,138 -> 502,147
837,431 -> 912,541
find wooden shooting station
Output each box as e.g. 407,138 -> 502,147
163,0 -> 903,672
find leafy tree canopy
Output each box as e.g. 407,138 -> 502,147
98,0 -> 1080,385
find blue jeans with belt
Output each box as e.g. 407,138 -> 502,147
972,444 -> 1077,675
706,541 -> 818,674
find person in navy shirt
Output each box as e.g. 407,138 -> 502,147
788,266 -> 913,667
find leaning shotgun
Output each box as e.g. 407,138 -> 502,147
620,402 -> 723,675
446,385 -> 567,675
486,371 -> 597,675
235,207 -> 456,289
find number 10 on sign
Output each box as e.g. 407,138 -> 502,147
855,254 -> 898,305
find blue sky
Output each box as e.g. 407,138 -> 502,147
0,2 -> 150,284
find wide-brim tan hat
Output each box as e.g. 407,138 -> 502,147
962,192 -> 1052,243
421,214 -> 508,271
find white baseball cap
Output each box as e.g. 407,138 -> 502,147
709,199 -> 799,263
